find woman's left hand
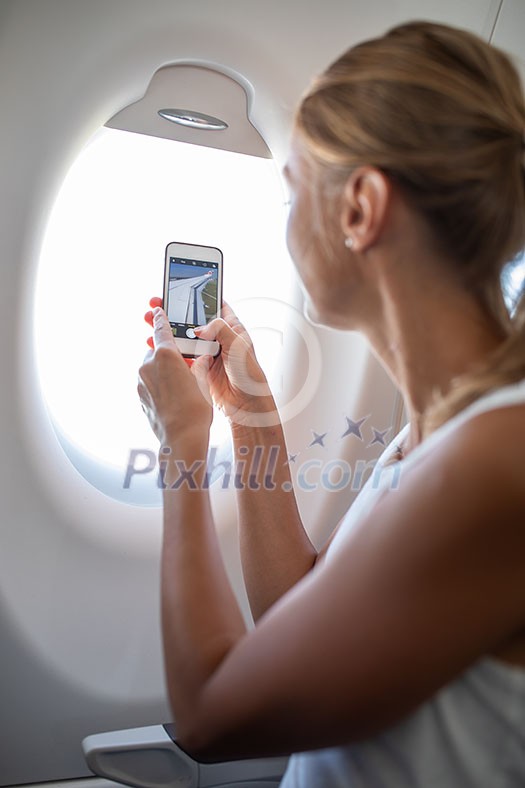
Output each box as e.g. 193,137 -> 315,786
138,305 -> 213,447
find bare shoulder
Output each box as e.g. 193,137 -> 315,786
449,399 -> 525,450
376,401 -> 525,567
316,402 -> 525,564
427,402 -> 525,513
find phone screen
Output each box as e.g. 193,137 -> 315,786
166,255 -> 220,338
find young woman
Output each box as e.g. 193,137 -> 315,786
138,21 -> 525,786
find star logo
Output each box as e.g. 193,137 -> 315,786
309,430 -> 328,448
287,453 -> 298,464
341,416 -> 368,440
368,427 -> 389,448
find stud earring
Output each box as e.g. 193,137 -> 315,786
344,236 -> 354,249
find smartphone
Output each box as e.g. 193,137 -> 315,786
163,241 -> 223,358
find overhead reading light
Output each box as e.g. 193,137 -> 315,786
106,65 -> 271,157
158,108 -> 228,130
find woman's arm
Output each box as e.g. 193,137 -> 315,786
159,431 -> 247,725
230,417 -> 318,621
139,321 -> 525,757
184,303 -> 318,620
138,310 -> 249,730
184,406 -> 525,759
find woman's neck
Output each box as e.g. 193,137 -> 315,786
364,262 -> 504,454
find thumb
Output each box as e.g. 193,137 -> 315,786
194,318 -> 239,353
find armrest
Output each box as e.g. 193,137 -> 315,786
82,724 -> 289,788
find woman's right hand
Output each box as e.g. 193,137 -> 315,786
194,302 -> 278,429
145,298 -> 277,429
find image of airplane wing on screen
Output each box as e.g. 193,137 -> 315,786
168,271 -> 213,324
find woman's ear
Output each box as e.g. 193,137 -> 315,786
340,167 -> 391,251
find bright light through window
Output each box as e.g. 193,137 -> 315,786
502,250 -> 525,315
35,128 -> 291,504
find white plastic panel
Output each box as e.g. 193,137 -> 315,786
0,0 -> 502,785
107,64 -> 271,157
82,725 -> 288,788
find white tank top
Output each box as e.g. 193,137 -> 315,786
281,379 -> 525,787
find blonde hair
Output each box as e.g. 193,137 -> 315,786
295,21 -> 525,436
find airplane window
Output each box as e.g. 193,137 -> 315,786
502,249 -> 525,315
35,127 -> 291,505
